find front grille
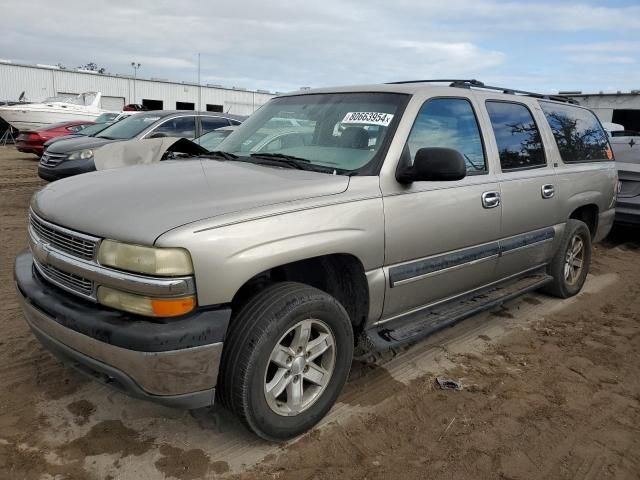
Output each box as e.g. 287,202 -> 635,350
35,261 -> 94,296
29,212 -> 99,261
40,151 -> 68,167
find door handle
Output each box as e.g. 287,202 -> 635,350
541,184 -> 555,199
482,191 -> 501,209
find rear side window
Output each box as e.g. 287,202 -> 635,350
153,116 -> 196,138
486,101 -> 546,171
539,102 -> 610,163
407,98 -> 486,174
201,116 -> 230,134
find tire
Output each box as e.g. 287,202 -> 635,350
218,282 -> 354,441
542,219 -> 592,298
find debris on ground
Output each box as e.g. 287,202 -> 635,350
435,377 -> 463,391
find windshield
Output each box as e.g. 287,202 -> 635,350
43,92 -> 97,106
94,112 -> 119,123
78,122 -> 111,136
216,92 -> 406,173
96,112 -> 163,140
196,129 -> 234,151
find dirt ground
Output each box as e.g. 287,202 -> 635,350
0,146 -> 639,480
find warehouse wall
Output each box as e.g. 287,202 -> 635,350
567,94 -> 640,124
0,63 -> 274,115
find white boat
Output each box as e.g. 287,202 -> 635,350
0,92 -> 111,131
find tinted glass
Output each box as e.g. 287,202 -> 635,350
407,98 -> 486,174
217,92 -> 406,173
152,116 -> 196,138
78,123 -> 111,136
201,116 -> 230,134
540,102 -> 610,163
486,101 -> 546,171
97,112 -> 168,139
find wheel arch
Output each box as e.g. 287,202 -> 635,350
569,203 -> 599,239
231,253 -> 371,334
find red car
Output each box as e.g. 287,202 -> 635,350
16,121 -> 95,156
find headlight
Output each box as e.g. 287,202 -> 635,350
97,240 -> 193,276
68,149 -> 94,160
97,286 -> 195,317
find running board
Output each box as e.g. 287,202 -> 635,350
362,272 -> 553,351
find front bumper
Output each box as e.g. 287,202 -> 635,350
615,197 -> 640,225
15,251 -> 231,409
38,158 -> 96,181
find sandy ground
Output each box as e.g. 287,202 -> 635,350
0,145 -> 638,480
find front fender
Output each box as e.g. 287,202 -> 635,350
157,197 -> 385,306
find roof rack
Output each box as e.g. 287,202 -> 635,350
385,79 -> 578,104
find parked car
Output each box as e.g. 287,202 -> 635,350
15,121 -> 95,156
38,111 -> 244,181
42,111 -> 140,151
16,80 -> 616,441
93,126 -> 316,171
193,125 -> 237,151
610,129 -> 640,225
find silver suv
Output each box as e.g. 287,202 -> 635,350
15,80 -> 617,441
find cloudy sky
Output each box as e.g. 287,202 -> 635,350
2,0 -> 639,93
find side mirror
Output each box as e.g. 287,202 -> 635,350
397,147 -> 467,183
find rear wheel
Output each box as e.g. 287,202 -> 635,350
543,219 -> 592,298
218,282 -> 353,441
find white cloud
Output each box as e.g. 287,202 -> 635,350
0,0 -> 639,93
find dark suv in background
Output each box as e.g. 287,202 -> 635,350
38,111 -> 244,181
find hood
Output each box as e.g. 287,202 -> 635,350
94,138 -> 208,170
46,136 -> 120,154
44,134 -> 83,147
32,159 -> 350,245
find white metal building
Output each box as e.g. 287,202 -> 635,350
560,90 -> 640,132
0,61 -> 276,115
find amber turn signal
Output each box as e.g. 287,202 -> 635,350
151,297 -> 196,317
97,286 -> 196,317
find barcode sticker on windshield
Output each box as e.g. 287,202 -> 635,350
342,112 -> 394,127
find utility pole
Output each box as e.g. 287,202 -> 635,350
198,53 -> 201,112
131,62 -> 141,104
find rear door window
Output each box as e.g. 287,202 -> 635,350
200,116 -> 230,134
406,98 -> 487,174
152,116 -> 196,138
486,101 -> 546,171
539,102 -> 610,163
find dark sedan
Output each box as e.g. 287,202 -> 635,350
38,111 -> 244,181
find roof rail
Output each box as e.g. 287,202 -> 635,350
385,79 -> 578,104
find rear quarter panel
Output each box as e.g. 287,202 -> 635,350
553,162 -> 617,222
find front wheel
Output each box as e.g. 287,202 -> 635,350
218,282 -> 353,441
543,219 -> 592,298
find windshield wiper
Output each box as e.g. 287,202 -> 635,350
248,153 -> 313,170
202,150 -> 238,161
